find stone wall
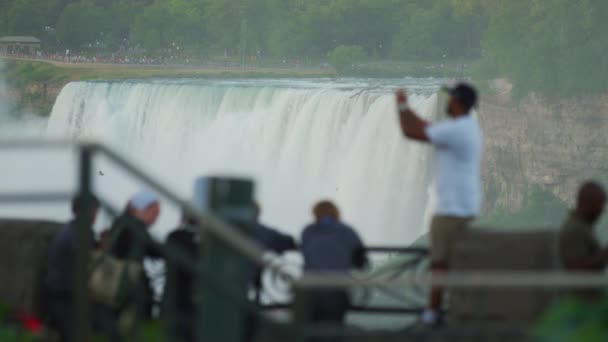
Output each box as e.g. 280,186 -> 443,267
479,94 -> 608,213
0,219 -> 62,316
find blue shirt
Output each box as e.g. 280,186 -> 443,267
301,220 -> 366,272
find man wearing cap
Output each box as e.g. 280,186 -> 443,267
106,191 -> 163,319
395,83 -> 483,325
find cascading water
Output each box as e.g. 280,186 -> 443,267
46,79 -> 441,245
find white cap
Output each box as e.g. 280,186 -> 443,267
129,190 -> 158,211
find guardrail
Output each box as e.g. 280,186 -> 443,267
1,139 -> 607,342
0,140 -> 277,341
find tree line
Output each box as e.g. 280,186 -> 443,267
0,0 -> 606,97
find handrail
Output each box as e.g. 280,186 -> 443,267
94,143 -> 276,270
2,139 -> 607,341
2,139 -> 607,292
296,271 -> 608,289
0,139 -> 283,272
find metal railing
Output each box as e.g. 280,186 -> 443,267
1,139 -> 608,341
0,140 -> 279,341
0,139 -> 436,340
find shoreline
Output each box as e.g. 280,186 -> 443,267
0,58 -> 335,116
1,56 -> 334,80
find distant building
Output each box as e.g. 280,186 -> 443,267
0,36 -> 41,54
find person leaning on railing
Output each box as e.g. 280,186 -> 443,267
102,191 -> 164,320
252,202 -> 297,283
46,194 -> 100,342
163,213 -> 202,342
300,201 -> 368,325
559,182 -> 608,272
244,203 -> 297,341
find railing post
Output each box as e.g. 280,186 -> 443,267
194,177 -> 255,342
293,285 -> 312,342
73,145 -> 95,341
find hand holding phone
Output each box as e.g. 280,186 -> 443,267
396,89 -> 409,113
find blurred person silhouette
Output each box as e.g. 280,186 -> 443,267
163,212 -> 202,342
245,203 -> 297,341
396,83 -> 483,326
46,194 -> 99,341
105,191 -> 164,320
253,202 -> 296,255
300,201 -> 367,325
559,181 -> 608,271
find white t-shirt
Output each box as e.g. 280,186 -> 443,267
425,115 -> 483,217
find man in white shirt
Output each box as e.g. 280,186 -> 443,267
395,83 -> 483,325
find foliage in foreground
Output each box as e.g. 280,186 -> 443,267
534,297 -> 608,342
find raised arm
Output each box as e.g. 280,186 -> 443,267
396,89 -> 430,142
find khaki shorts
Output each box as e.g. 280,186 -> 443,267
430,215 -> 473,263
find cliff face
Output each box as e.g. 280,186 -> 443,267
480,94 -> 608,213
8,80 -> 66,115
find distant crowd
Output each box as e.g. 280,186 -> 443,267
43,82 -> 608,341
1,49 -> 318,70
2,50 -> 200,66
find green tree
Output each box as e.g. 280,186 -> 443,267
55,1 -> 108,49
132,0 -> 205,53
391,1 -> 483,60
4,0 -> 60,37
327,45 -> 366,73
476,0 -> 608,97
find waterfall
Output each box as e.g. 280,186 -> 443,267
47,79 -> 440,245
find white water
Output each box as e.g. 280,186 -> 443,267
39,78 -> 441,245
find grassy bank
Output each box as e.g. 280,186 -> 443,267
1,57 -> 472,116
0,58 -> 335,115
351,59 -> 472,79
1,58 -> 334,81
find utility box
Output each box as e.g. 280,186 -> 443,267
194,176 -> 256,342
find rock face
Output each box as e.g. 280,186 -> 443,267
0,220 -> 62,316
479,94 -> 608,212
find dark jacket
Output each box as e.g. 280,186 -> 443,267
301,220 -> 367,272
106,213 -> 163,318
164,227 -> 200,312
300,219 -> 367,323
46,220 -> 95,295
163,226 -> 201,342
107,213 -> 163,262
46,220 -> 97,341
251,223 -> 296,284
254,223 -> 296,254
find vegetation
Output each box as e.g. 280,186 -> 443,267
1,1 -> 607,94
0,58 -> 331,116
327,45 -> 366,74
473,0 -> 608,97
534,298 -> 608,342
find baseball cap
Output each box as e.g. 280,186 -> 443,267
442,82 -> 478,110
129,190 -> 158,211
